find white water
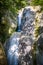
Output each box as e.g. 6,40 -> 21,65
17,10 -> 23,32
7,37 -> 19,65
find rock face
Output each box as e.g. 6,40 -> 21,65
18,6 -> 36,65
19,37 -> 33,65
0,43 -> 7,65
21,6 -> 42,37
21,8 -> 35,31
18,6 -> 43,65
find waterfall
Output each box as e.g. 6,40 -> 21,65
17,14 -> 21,32
4,6 -> 36,65
17,10 -> 23,32
4,33 -> 20,65
4,9 -> 23,65
7,38 -> 19,65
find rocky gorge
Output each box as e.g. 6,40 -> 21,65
4,6 -> 43,65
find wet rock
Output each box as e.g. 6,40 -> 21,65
20,6 -> 36,41
18,37 -> 33,65
21,7 -> 35,31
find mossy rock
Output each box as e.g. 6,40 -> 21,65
0,43 -> 7,65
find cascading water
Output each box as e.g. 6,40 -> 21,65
4,6 -> 36,65
17,14 -> 21,32
4,33 -> 20,65
17,10 -> 23,32
7,37 -> 19,65
4,10 -> 23,65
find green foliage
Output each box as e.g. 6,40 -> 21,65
31,0 -> 43,10
0,0 -> 28,19
31,0 -> 43,6
35,26 -> 43,37
0,18 -> 10,43
0,0 -> 28,43
0,0 -> 28,17
0,16 -> 17,43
